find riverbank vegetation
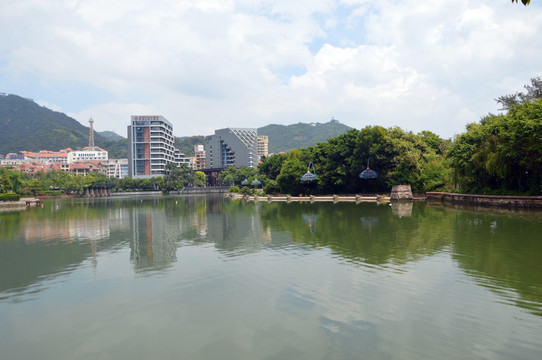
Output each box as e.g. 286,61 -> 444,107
0,164 -> 206,198
224,77 -> 542,196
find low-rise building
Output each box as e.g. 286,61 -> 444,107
106,159 -> 129,178
175,149 -> 191,168
68,147 -> 108,163
69,161 -> 107,176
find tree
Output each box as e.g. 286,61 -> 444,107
25,178 -> 45,196
258,154 -> 287,180
447,99 -> 542,194
496,76 -> 542,110
0,168 -> 13,193
218,166 -> 257,187
512,0 -> 530,5
194,171 -> 206,187
162,163 -> 194,191
276,149 -> 312,195
310,129 -> 360,193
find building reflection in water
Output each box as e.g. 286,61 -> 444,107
129,207 -> 178,273
205,203 -> 271,256
391,202 -> 413,217
301,213 -> 318,233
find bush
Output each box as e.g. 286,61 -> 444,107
229,186 -> 241,194
0,193 -> 21,202
263,179 -> 280,195
239,186 -> 254,195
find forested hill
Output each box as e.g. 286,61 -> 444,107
258,120 -> 353,153
0,94 -> 127,158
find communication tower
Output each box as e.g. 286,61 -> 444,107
89,117 -> 95,148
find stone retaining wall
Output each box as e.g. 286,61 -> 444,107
426,192 -> 542,209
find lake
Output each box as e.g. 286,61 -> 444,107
1,195 -> 541,359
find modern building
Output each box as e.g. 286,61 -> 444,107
106,159 -> 129,178
194,145 -> 206,170
67,147 -> 108,163
68,161 -> 107,176
174,149 -> 191,167
257,135 -> 269,158
205,128 -> 258,169
127,115 -> 177,178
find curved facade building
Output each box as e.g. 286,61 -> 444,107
205,128 -> 258,169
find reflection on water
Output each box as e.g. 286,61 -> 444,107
1,195 -> 542,359
390,201 -> 413,217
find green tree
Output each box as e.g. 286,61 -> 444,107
276,149 -> 311,195
218,166 -> 258,187
447,99 -> 542,194
194,171 -> 206,187
496,76 -> 542,110
25,178 -> 45,196
0,168 -> 13,193
162,163 -> 194,191
258,154 -> 288,180
310,129 -> 360,194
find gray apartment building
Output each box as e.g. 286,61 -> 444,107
127,115 -> 177,178
206,128 -> 258,169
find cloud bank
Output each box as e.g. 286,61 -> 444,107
1,0 -> 541,138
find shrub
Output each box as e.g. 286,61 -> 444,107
229,186 -> 241,193
239,186 -> 254,195
0,193 -> 21,202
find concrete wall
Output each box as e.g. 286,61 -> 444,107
426,192 -> 542,209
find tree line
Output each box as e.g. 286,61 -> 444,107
0,163 -> 206,197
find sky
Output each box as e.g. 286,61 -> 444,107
1,0 -> 541,139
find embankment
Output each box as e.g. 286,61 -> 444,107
426,192 -> 542,209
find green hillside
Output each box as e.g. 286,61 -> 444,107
98,130 -> 125,141
0,93 -> 352,159
0,94 -> 127,158
258,120 -> 353,153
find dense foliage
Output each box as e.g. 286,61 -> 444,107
447,99 -> 542,194
0,163 -> 201,196
252,127 -> 451,195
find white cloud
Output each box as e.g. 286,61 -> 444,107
1,0 -> 541,140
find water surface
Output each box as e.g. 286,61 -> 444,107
1,195 -> 541,359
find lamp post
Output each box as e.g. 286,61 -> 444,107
301,162 -> 319,194
358,159 -> 378,179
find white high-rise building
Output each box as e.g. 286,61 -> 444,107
127,115 -> 177,178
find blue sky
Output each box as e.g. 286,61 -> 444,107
1,0 -> 541,139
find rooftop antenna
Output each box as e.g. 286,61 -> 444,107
88,117 -> 95,148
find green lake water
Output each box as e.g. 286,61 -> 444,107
1,195 -> 541,359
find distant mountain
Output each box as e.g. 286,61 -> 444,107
258,120 -> 353,153
0,93 -> 352,160
0,94 -> 127,158
98,130 -> 125,141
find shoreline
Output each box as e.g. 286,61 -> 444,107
426,192 -> 542,209
3,191 -> 542,210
